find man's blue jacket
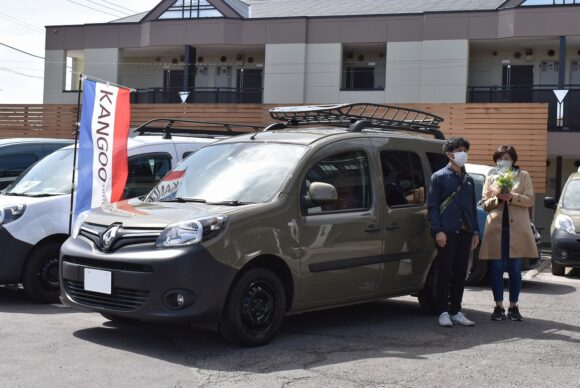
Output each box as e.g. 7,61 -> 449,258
428,164 -> 480,238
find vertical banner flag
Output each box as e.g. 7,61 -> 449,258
74,79 -> 131,219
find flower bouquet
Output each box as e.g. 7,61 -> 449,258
496,169 -> 516,195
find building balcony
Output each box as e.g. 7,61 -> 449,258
130,87 -> 263,104
467,84 -> 580,131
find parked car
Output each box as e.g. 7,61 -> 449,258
544,167 -> 580,276
465,163 -> 542,285
60,103 -> 452,346
0,138 -> 73,190
0,119 -> 249,303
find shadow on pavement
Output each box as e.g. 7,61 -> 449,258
0,286 -> 76,315
73,298 -> 580,372
466,278 -> 577,296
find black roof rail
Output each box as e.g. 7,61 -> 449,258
132,118 -> 260,140
268,103 -> 445,140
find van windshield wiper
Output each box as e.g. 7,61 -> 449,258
207,200 -> 255,206
160,197 -> 207,203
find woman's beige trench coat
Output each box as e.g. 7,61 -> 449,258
479,168 -> 538,260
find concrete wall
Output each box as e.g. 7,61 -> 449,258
386,40 -> 469,103
84,48 -> 120,86
43,50 -> 77,104
263,43 -> 306,103
304,43 -> 341,103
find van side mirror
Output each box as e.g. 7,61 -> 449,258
544,197 -> 557,210
309,182 -> 338,204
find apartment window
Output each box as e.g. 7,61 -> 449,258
64,50 -> 84,91
158,0 -> 223,19
341,44 -> 386,91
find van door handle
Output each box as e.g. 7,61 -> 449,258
385,224 -> 401,231
365,225 -> 381,233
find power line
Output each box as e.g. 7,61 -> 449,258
0,11 -> 44,34
84,0 -> 131,16
0,68 -> 44,79
65,0 -> 126,18
101,0 -> 138,14
0,42 -> 45,59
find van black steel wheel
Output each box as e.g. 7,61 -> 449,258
219,268 -> 286,347
22,241 -> 62,304
418,258 -> 439,315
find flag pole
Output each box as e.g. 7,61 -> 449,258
68,74 -> 83,235
83,74 -> 136,92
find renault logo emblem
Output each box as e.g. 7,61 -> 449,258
101,224 -> 121,251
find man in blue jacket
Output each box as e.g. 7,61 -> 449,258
428,137 -> 480,327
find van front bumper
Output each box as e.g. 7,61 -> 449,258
551,229 -> 580,267
59,236 -> 237,327
0,226 -> 33,283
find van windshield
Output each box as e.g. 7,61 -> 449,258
147,142 -> 307,204
562,179 -> 580,210
4,148 -> 74,197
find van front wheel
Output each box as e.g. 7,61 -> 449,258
22,241 -> 62,304
418,259 -> 439,315
219,268 -> 286,347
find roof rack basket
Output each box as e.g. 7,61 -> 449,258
269,103 -> 445,139
133,118 -> 260,139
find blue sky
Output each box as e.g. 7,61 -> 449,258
0,0 -> 160,103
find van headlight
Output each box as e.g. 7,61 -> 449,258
156,215 -> 227,248
0,205 -> 26,226
71,211 -> 90,239
555,214 -> 576,235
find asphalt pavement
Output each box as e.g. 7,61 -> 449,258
1,263 -> 579,388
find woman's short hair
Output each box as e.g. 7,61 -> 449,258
493,144 -> 518,164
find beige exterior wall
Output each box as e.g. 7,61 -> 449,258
263,44 -> 306,104
386,40 -> 469,103
84,48 -> 120,86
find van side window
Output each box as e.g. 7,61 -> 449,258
426,152 -> 448,174
304,151 -> 371,214
380,151 -> 426,207
124,154 -> 172,199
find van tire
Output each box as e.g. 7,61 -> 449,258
551,261 -> 565,276
466,246 -> 487,285
219,268 -> 286,347
22,241 -> 62,304
418,259 -> 439,315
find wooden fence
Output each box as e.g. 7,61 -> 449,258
0,103 -> 548,189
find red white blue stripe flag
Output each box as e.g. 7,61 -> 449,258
74,79 -> 131,219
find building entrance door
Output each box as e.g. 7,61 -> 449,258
236,69 -> 263,103
502,65 -> 534,102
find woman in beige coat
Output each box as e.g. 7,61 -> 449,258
480,145 -> 537,322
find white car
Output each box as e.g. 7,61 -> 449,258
0,119 -> 247,303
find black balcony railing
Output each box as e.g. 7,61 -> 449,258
131,87 -> 263,104
467,84 -> 580,131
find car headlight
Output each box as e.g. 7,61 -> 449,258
71,211 -> 90,239
156,215 -> 227,248
0,205 -> 26,226
555,214 -> 576,235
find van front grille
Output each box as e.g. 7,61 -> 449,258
63,280 -> 149,311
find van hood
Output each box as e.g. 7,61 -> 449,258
0,193 -> 68,207
85,199 -> 249,229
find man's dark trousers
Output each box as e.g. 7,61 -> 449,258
436,230 -> 472,315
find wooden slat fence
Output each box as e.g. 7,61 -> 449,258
0,103 -> 548,190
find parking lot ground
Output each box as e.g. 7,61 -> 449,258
1,266 -> 579,387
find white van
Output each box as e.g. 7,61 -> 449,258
0,119 -> 249,303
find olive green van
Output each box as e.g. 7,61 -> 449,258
60,104 -> 448,346
544,167 -> 580,275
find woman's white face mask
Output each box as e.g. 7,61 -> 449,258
497,160 -> 513,170
453,151 -> 468,167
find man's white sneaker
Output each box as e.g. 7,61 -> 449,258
438,312 -> 453,327
450,312 -> 475,326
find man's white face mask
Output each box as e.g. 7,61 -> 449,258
453,151 -> 468,167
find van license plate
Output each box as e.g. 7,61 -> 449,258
84,268 -> 112,294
